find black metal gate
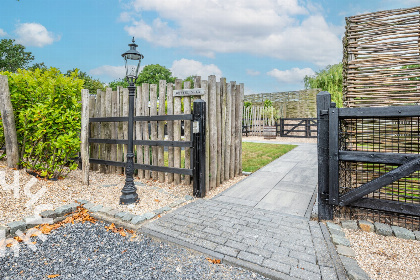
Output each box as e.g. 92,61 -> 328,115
317,92 -> 420,226
88,99 -> 206,197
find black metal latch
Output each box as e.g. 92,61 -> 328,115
320,110 -> 329,116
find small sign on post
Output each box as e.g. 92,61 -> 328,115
173,88 -> 205,97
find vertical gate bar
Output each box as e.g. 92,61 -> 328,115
317,91 -> 334,220
329,105 -> 340,206
193,99 -> 206,197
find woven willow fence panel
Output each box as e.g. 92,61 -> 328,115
243,89 -> 319,118
343,6 -> 420,107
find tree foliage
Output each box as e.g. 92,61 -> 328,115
109,64 -> 176,90
0,39 -> 35,72
65,68 -> 105,94
304,63 -> 343,107
0,68 -> 83,178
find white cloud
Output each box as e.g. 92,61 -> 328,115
267,67 -> 315,83
15,23 -> 59,47
0,29 -> 7,37
89,65 -> 126,79
123,0 -> 342,66
246,69 -> 260,76
170,59 -> 222,79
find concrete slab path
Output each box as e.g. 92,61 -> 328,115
140,142 -> 346,280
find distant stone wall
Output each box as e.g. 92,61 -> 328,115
244,89 -> 320,118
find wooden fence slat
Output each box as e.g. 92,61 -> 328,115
142,83 -> 150,180
216,80 -> 222,187
136,85 -> 144,179
208,75 -> 217,189
202,79 -> 210,191
174,79 -> 182,185
220,78 -> 226,184
158,80 -> 166,182
98,90 -> 107,173
110,89 -> 118,173
224,81 -> 232,180
89,95 -> 98,171
167,83 -> 174,183
235,84 -> 242,175
230,81 -> 236,179
116,87 -> 124,174
150,84 -> 158,180
239,83 -> 244,174
183,81 -> 191,185
122,88 -> 129,172
104,88 -> 113,173
81,89 -> 90,184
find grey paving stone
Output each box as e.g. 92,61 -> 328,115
103,209 -> 119,218
89,205 -> 104,213
214,244 -> 239,257
40,210 -> 56,219
205,233 -> 228,245
271,252 -> 299,267
331,234 -> 351,247
414,231 -> 420,240
115,211 -> 129,219
341,220 -> 358,230
290,250 -> 317,264
169,199 -> 185,208
83,203 -> 95,210
320,266 -> 338,280
76,198 -> 89,204
194,239 -> 218,250
225,239 -> 249,251
328,228 -> 345,237
374,222 -> 393,236
358,220 -> 374,232
237,251 -> 264,265
184,195 -> 194,201
142,212 -> 156,220
134,181 -> 146,186
391,226 -> 415,240
54,203 -> 79,216
97,206 -> 112,214
203,226 -> 222,236
131,215 -> 147,225
261,259 -> 291,274
7,221 -> 26,235
0,225 -> 10,236
298,260 -> 320,274
336,245 -> 355,257
24,216 -> 44,228
290,266 -> 321,280
246,246 -> 273,258
340,256 -> 370,280
121,213 -> 135,222
326,222 -> 342,231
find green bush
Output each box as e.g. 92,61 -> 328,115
0,68 -> 83,178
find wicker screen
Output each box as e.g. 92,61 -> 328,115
343,6 -> 420,107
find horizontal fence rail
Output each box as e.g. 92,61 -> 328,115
318,91 -> 420,230
242,118 -> 317,138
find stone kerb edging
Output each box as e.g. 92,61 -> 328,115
326,220 -> 420,280
0,195 -> 195,239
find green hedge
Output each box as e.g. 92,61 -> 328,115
0,68 -> 83,178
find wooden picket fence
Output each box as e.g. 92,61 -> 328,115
85,75 -> 244,192
242,106 -> 277,136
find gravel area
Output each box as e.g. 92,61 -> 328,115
0,221 -> 268,280
344,228 -> 420,280
0,159 -> 246,225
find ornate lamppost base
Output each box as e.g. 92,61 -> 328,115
120,192 -> 139,205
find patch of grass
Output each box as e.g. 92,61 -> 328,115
242,142 -> 296,172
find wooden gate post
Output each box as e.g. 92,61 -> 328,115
0,75 -> 19,168
193,99 -> 206,198
80,89 -> 90,185
317,91 -> 333,220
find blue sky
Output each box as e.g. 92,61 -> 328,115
1,0 -> 420,94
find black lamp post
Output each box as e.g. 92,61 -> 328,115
120,37 -> 144,205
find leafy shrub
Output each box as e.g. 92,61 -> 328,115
0,68 -> 83,178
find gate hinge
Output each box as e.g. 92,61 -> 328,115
320,192 -> 329,201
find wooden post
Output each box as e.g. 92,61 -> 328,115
136,85 -> 144,179
150,84 -> 158,180
183,81 -> 192,185
88,95 -> 97,171
317,91 -> 333,220
224,81 -> 232,180
167,83 -> 174,183
202,79 -> 210,191
220,78 -> 227,184
0,75 -> 19,168
238,83 -> 244,174
230,81 -> 236,179
80,89 -> 90,185
142,84 -> 150,179
174,79 -> 182,184
208,75 -> 217,190
158,80 -> 166,182
110,89 -> 118,173
93,90 -> 102,171
99,90 -> 107,173
216,80 -> 222,187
